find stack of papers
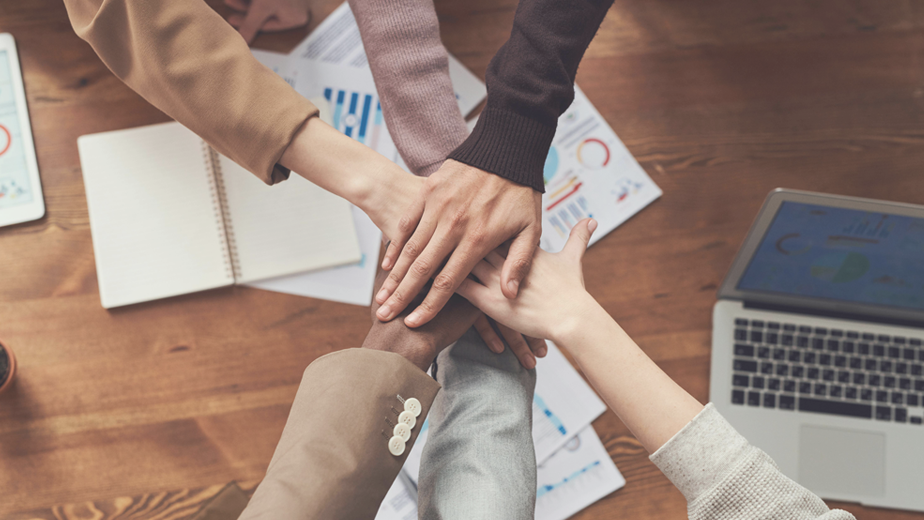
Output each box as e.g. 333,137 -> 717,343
383,342 -> 625,520
246,1 -> 486,306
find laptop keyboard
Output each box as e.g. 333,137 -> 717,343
730,318 -> 924,425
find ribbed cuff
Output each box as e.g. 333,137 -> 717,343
649,403 -> 752,502
448,108 -> 554,192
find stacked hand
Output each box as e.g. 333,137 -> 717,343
457,218 -> 598,344
363,269 -> 480,372
375,160 -> 543,329
371,159 -> 547,368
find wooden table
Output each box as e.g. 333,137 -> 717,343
2,0 -> 923,518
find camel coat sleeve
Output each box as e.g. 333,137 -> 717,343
239,348 -> 440,519
63,0 -> 318,184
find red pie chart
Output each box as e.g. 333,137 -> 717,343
0,124 -> 10,156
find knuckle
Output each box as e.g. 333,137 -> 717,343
416,299 -> 436,315
512,257 -> 531,276
448,208 -> 469,230
468,229 -> 488,248
387,271 -> 402,285
411,259 -> 432,277
398,214 -> 416,234
403,240 -> 422,259
390,289 -> 408,305
432,273 -> 455,292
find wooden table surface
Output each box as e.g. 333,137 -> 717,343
2,0 -> 923,518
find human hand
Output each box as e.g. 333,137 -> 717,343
473,314 -> 547,370
224,0 -> 312,44
363,268 -> 481,372
457,219 -> 599,343
374,160 -> 543,329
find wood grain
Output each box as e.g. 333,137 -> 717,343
1,0 -> 922,518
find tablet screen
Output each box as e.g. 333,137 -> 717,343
737,201 -> 924,311
0,49 -> 34,209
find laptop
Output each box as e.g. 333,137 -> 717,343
711,188 -> 924,512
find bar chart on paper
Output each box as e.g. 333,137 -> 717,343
324,88 -> 387,150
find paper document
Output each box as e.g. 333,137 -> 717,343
539,86 -> 662,253
288,1 -> 486,117
375,474 -> 418,520
532,341 -> 608,463
248,206 -> 381,305
536,425 -> 625,520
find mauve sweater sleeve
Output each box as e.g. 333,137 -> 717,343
349,0 -> 468,177
448,0 -> 614,192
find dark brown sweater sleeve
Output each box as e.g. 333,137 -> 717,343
447,0 -> 614,192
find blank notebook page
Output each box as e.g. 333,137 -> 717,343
79,122 -> 232,308
215,154 -> 361,284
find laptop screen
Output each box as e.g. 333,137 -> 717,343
737,201 -> 924,311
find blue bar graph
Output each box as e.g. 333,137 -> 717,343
324,88 -> 383,148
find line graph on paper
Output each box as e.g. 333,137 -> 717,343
533,394 -> 568,447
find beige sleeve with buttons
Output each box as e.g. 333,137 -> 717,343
239,349 -> 439,519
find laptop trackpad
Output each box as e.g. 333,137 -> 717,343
799,425 -> 885,497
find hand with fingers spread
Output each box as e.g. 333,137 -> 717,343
374,159 -> 543,329
457,218 -> 598,344
224,0 -> 312,44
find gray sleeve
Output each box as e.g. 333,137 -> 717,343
417,327 -> 537,519
649,404 -> 856,520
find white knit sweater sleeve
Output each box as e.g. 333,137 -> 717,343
649,403 -> 856,520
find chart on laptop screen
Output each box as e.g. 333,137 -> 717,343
738,202 -> 924,311
0,50 -> 33,209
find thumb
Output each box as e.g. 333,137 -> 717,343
500,228 -> 540,299
562,218 -> 596,262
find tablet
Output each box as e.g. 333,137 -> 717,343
0,33 -> 44,227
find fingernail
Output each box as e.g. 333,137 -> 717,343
376,304 -> 392,320
536,346 -> 548,357
492,340 -> 504,353
375,288 -> 388,303
406,311 -> 422,326
588,219 -> 598,233
525,354 -> 536,370
507,280 -> 519,296
382,257 -> 392,270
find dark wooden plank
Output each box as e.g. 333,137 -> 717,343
1,0 -> 922,518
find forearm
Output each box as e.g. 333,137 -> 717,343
64,0 -> 316,185
350,0 -> 468,177
448,0 -> 614,191
557,300 -> 703,453
279,117 -> 420,241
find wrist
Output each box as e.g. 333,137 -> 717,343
361,331 -> 435,372
280,116 -> 380,206
550,294 -> 606,346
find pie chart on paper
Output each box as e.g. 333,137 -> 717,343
576,138 -> 610,169
0,124 -> 10,157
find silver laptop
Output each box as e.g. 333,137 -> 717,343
711,188 -> 924,512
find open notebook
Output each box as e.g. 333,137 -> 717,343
78,122 -> 361,309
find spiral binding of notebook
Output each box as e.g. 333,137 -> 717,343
203,142 -> 239,282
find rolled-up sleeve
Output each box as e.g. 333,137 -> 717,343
64,0 -> 318,184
